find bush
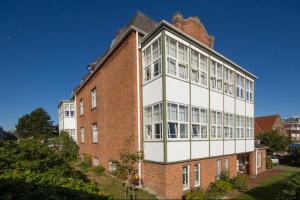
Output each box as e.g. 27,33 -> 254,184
208,179 -> 233,198
267,156 -> 274,169
232,174 -> 249,191
220,171 -> 231,182
184,188 -> 206,200
277,172 -> 300,200
79,155 -> 92,172
92,165 -> 105,176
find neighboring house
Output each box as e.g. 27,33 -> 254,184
58,100 -> 77,141
283,116 -> 300,141
70,11 -> 265,199
255,114 -> 286,136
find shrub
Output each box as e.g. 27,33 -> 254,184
208,179 -> 233,198
79,155 -> 92,172
184,188 -> 206,200
220,171 -> 231,182
92,165 -> 105,176
232,174 -> 249,191
276,172 -> 300,200
267,156 -> 274,169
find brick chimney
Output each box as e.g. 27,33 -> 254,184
172,12 -> 215,48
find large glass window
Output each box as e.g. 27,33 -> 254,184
216,160 -> 222,179
246,79 -> 254,102
194,164 -> 200,186
246,117 -> 254,138
192,107 -> 208,139
168,103 -> 189,139
143,103 -> 162,140
236,115 -> 245,139
224,67 -> 234,95
224,113 -> 234,139
211,111 -> 222,139
183,166 -> 189,190
236,74 -> 245,99
210,60 -> 223,91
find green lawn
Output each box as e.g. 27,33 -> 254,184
235,170 -> 299,200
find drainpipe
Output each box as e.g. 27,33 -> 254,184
136,30 -> 142,188
75,94 -> 78,144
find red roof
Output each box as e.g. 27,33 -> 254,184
255,114 -> 281,134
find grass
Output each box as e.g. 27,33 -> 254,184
73,162 -> 157,199
235,170 -> 299,200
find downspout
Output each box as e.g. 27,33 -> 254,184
75,94 -> 78,144
136,30 -> 142,188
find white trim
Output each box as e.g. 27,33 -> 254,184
210,55 -> 223,65
165,30 -> 189,46
136,31 -> 142,188
142,32 -> 162,51
190,44 -> 209,57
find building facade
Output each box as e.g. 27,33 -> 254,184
255,114 -> 286,136
58,100 -> 77,141
283,116 -> 300,141
71,12 -> 264,199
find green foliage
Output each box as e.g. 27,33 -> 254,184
219,170 -> 231,182
257,130 -> 291,153
208,179 -> 233,198
0,126 -> 17,141
277,172 -> 300,200
15,108 -> 55,139
0,138 -> 108,199
281,148 -> 300,167
184,188 -> 206,200
232,174 -> 249,191
267,156 -> 274,169
50,131 -> 79,162
80,155 -> 92,172
92,165 -> 106,176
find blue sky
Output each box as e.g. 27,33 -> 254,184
1,0 -> 300,130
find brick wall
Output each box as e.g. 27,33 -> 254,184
249,148 -> 267,175
76,31 -> 139,169
143,155 -> 237,199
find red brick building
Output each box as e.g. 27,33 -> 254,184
70,11 -> 266,199
255,114 -> 286,136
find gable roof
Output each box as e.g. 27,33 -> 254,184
255,114 -> 281,134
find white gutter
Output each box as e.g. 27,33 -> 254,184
136,30 -> 142,188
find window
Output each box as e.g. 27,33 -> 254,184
66,129 -> 76,140
166,36 -> 189,80
236,115 -> 245,138
191,50 -> 208,86
257,153 -> 262,168
236,74 -> 245,99
210,60 -> 223,91
224,113 -> 234,139
142,38 -> 161,83
224,67 -> 234,95
224,158 -> 229,172
91,88 -> 97,109
92,123 -> 98,143
246,79 -> 254,102
246,117 -> 254,138
183,166 -> 189,190
79,99 -> 84,115
143,103 -> 162,140
192,107 -> 208,139
168,103 -> 189,139
211,111 -> 222,139
64,103 -> 75,117
64,104 -> 70,117
200,55 -> 208,86
216,160 -> 222,179
194,164 -> 200,186
80,127 -> 85,143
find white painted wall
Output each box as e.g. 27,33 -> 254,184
165,76 -> 189,105
191,85 -> 209,108
167,142 -> 190,162
143,77 -> 163,106
236,99 -> 245,115
191,141 -> 209,158
224,140 -> 235,154
144,142 -> 164,162
210,91 -> 223,111
210,140 -> 223,156
236,140 -> 246,153
224,95 -> 235,113
246,140 -> 254,152
246,102 -> 254,117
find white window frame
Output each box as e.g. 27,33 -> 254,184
183,165 -> 189,190
92,123 -> 98,143
210,60 -> 223,92
191,49 -> 208,87
224,158 -> 229,172
236,115 -> 245,139
192,106 -> 208,139
210,110 -> 223,139
167,102 -> 189,140
257,153 -> 262,168
224,113 -> 234,139
216,160 -> 222,179
143,103 -> 163,141
80,127 -> 85,143
224,67 -> 234,96
91,88 -> 97,109
236,74 -> 245,99
166,36 -> 189,81
194,163 -> 200,187
246,79 -> 254,103
79,99 -> 84,115
246,117 -> 254,139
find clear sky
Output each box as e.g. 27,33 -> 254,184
1,0 -> 300,130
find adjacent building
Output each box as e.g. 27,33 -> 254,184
58,100 -> 77,141
255,114 -> 286,136
283,116 -> 300,141
69,11 -> 265,199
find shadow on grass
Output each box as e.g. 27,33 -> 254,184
0,178 -> 111,200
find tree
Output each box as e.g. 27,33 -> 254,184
0,126 -> 17,141
15,108 -> 54,139
111,135 -> 143,200
257,130 -> 291,153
